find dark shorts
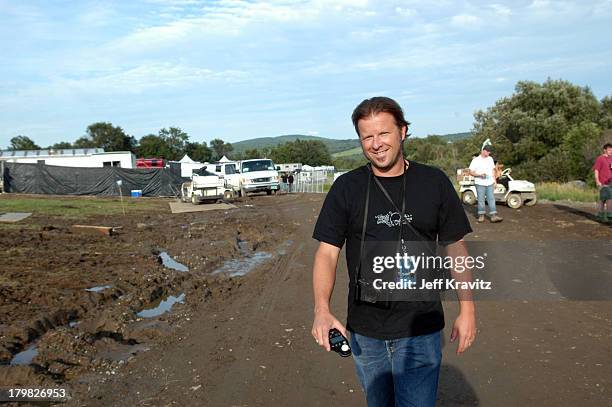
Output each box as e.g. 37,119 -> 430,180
601,185 -> 612,201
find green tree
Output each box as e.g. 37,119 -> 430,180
600,95 -> 612,129
159,127 -> 189,160
136,127 -> 190,160
400,135 -> 469,176
332,155 -> 366,170
137,134 -> 170,158
270,139 -> 332,166
184,141 -> 212,163
471,79 -> 604,181
243,148 -> 261,159
210,138 -> 234,161
9,135 -> 40,150
83,122 -> 136,152
73,136 -> 96,148
49,141 -> 73,149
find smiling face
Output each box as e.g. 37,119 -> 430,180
357,111 -> 406,176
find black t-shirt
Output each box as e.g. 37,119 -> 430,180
312,161 -> 472,340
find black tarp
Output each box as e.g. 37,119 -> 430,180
2,162 -> 185,197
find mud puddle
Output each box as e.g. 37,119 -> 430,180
277,239 -> 293,255
10,344 -> 38,366
97,343 -> 150,363
158,251 -> 189,272
212,240 -> 272,277
137,293 -> 186,318
85,285 -> 113,292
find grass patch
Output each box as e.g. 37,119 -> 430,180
0,195 -> 168,217
332,147 -> 362,158
0,223 -> 39,231
536,182 -> 598,202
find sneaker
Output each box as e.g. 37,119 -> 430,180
490,214 -> 503,223
477,215 -> 485,223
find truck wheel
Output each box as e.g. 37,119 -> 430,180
191,194 -> 199,205
507,193 -> 523,209
525,195 -> 537,206
223,190 -> 233,201
462,190 -> 476,205
266,189 -> 272,195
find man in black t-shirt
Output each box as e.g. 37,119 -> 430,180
288,173 -> 294,193
311,97 -> 476,407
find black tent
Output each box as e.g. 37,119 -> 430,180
2,162 -> 184,197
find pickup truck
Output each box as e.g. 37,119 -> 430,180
206,159 -> 280,197
237,159 -> 280,197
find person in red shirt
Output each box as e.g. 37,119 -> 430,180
593,142 -> 612,222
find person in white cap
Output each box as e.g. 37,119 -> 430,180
469,145 -> 503,223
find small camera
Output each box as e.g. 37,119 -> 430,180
328,328 -> 351,357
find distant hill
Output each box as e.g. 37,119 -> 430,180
231,132 -> 472,159
231,135 -> 360,155
331,132 -> 473,158
432,132 -> 472,142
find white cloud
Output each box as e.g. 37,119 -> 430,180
525,0 -> 594,16
108,0 -> 380,54
529,0 -> 551,9
450,13 -> 481,28
395,6 -> 417,17
490,4 -> 512,18
591,0 -> 612,15
78,5 -> 116,27
7,63 -> 250,100
69,63 -> 249,92
146,0 -> 206,5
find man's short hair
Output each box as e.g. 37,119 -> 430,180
351,97 -> 410,136
604,142 -> 612,150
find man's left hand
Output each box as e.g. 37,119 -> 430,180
450,311 -> 476,354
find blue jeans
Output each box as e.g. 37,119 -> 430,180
350,330 -> 442,407
475,184 -> 497,215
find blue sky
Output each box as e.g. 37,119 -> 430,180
1,0 -> 611,148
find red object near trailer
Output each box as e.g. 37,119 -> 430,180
136,158 -> 165,168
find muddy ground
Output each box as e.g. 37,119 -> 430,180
0,194 -> 296,391
0,193 -> 611,406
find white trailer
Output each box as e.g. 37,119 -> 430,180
181,168 -> 234,204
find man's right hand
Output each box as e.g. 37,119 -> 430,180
311,310 -> 347,352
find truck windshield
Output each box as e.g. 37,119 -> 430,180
241,160 -> 275,173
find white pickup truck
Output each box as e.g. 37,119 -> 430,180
181,167 -> 233,204
206,159 -> 280,197
237,159 -> 280,197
